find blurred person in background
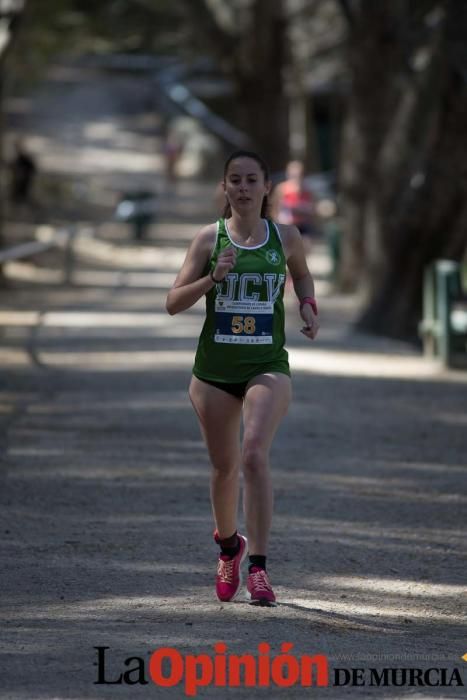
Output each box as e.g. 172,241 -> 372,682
163,132 -> 183,187
272,160 -> 316,252
9,139 -> 37,210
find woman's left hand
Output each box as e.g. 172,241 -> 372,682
300,306 -> 319,340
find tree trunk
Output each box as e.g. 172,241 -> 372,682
357,0 -> 467,339
357,64 -> 467,339
0,7 -> 26,281
180,0 -> 290,170
337,0 -> 467,339
232,0 -> 289,170
337,3 -> 406,290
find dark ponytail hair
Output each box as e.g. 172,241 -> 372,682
222,150 -> 271,219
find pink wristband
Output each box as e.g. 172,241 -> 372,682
300,296 -> 318,315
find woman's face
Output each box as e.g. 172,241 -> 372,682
223,157 -> 271,215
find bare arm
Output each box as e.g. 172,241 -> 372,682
283,225 -> 315,297
166,224 -> 237,315
166,225 -> 216,315
280,224 -> 319,339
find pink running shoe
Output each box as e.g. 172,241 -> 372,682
246,566 -> 277,606
214,532 -> 248,602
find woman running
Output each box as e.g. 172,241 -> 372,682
166,150 -> 319,606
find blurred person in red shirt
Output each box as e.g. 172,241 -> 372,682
272,160 -> 315,251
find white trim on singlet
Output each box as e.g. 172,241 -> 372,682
272,221 -> 285,250
209,220 -> 220,259
224,218 -> 269,250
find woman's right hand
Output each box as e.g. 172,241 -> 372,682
213,246 -> 236,281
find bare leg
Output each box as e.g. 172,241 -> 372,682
242,373 -> 292,556
189,376 -> 243,538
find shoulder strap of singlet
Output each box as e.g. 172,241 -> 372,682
268,219 -> 285,251
217,217 -> 229,243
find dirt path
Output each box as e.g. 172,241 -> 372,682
1,63 -> 466,700
1,226 -> 466,699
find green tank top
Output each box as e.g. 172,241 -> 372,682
193,218 -> 290,383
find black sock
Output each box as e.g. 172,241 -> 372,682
219,531 -> 240,558
249,555 -> 266,572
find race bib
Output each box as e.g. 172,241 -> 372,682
214,299 -> 273,344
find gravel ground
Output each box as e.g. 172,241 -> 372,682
0,231 -> 466,699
